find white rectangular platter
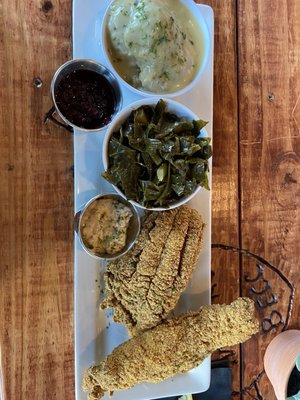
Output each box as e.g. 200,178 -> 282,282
73,2 -> 214,399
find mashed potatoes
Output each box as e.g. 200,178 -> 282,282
106,0 -> 204,93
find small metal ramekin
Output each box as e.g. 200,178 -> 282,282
50,59 -> 122,132
74,193 -> 140,260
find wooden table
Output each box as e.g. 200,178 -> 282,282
0,0 -> 299,399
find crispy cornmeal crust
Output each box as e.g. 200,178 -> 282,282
83,298 -> 259,400
101,206 -> 205,336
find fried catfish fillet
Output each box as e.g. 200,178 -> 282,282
101,206 -> 205,336
83,298 -> 259,400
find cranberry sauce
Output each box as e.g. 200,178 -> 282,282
55,69 -> 116,130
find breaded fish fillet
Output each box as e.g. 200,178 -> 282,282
83,298 -> 259,400
101,206 -> 205,336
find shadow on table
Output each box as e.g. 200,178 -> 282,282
154,364 -> 232,400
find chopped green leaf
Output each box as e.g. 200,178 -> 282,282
102,100 -> 212,208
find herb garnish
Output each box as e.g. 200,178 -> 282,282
159,71 -> 169,80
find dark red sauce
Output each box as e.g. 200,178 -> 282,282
55,69 -> 116,130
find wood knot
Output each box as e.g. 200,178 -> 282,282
41,1 -> 53,13
6,163 -> 15,171
284,172 -> 297,185
273,152 -> 300,207
267,92 -> 275,102
33,77 -> 43,88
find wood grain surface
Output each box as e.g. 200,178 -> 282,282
238,1 -> 300,398
199,0 -> 241,394
0,0 -> 74,398
0,0 -> 299,399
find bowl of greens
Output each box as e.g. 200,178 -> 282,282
102,98 -> 212,210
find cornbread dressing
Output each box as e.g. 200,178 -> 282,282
80,199 -> 133,255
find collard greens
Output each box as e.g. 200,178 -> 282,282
102,99 -> 212,208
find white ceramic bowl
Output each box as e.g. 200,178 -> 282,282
102,98 -> 210,211
101,0 -> 210,98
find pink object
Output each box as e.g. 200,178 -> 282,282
264,330 -> 300,400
